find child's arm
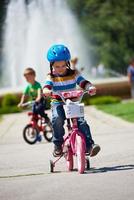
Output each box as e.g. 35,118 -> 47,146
43,74 -> 53,96
18,94 -> 26,107
36,88 -> 42,102
75,71 -> 96,95
128,73 -> 131,84
127,68 -> 132,84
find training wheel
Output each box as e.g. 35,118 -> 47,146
50,160 -> 54,173
86,157 -> 90,170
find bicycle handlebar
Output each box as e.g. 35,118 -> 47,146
53,90 -> 89,104
21,100 -> 35,107
43,86 -> 96,103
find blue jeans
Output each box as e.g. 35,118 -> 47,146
32,97 -> 47,118
51,104 -> 94,149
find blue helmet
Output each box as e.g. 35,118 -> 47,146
47,44 -> 71,62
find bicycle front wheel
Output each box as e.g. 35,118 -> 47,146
76,134 -> 86,174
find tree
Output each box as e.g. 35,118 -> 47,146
67,0 -> 134,74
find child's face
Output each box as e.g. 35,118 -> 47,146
53,61 -> 67,75
24,73 -> 35,84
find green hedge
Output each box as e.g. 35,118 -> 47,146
0,93 -> 121,115
0,106 -> 21,114
1,93 -> 20,107
0,93 -> 51,115
82,95 -> 121,105
0,93 -> 21,114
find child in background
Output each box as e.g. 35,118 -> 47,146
71,57 -> 78,70
43,44 -> 100,157
18,67 -> 49,121
127,58 -> 134,98
71,57 -> 85,73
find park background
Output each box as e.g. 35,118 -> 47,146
0,0 -> 134,87
0,2 -> 134,200
0,0 -> 134,121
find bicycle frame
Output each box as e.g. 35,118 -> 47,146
27,112 -> 44,132
64,118 -> 86,155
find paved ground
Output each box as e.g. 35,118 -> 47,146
0,106 -> 134,200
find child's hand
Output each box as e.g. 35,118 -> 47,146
35,97 -> 41,102
43,88 -> 52,97
88,86 -> 96,96
17,103 -> 23,107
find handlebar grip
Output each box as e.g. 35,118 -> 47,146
88,86 -> 96,96
21,101 -> 35,107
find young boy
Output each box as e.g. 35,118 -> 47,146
43,44 -> 100,157
18,67 -> 48,120
127,58 -> 134,98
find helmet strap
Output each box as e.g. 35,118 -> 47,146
50,62 -> 54,77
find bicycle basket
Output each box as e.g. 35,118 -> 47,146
63,103 -> 84,118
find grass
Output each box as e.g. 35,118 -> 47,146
96,101 -> 134,122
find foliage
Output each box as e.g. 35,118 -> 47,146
0,106 -> 21,114
1,93 -> 20,107
82,95 -> 121,105
0,93 -> 21,115
0,93 -> 51,115
67,0 -> 134,74
90,95 -> 121,105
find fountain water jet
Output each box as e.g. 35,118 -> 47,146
1,0 -> 91,89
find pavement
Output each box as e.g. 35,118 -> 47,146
0,106 -> 134,200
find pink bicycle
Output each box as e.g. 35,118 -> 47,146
50,90 -> 90,174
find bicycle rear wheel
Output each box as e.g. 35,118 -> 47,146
76,134 -> 86,174
23,124 -> 39,144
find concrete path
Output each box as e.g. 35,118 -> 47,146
0,107 -> 134,200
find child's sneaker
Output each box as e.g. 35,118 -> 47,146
53,145 -> 62,157
90,144 -> 101,157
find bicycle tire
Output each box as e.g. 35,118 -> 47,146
23,124 -> 39,144
76,134 -> 86,174
66,148 -> 73,171
43,122 -> 53,142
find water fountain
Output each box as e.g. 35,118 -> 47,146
1,0 -> 91,89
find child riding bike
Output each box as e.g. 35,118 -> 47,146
18,67 -> 49,122
43,44 -> 101,157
